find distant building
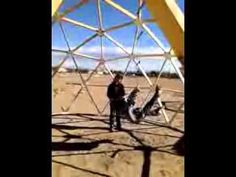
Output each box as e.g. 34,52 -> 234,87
58,67 -> 68,73
94,66 -> 106,77
103,70 -> 109,75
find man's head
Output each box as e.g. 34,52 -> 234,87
113,73 -> 123,84
155,84 -> 162,95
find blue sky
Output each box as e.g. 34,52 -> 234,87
52,0 -> 184,72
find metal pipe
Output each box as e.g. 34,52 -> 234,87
170,58 -> 184,84
72,33 -> 98,52
58,21 -> 101,114
52,54 -> 70,78
61,17 -> 98,31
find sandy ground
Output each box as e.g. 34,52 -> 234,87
52,73 -> 184,177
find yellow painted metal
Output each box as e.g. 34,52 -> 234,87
52,0 -> 63,17
145,0 -> 184,62
53,0 -> 89,23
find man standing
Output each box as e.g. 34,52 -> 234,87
107,73 -> 125,131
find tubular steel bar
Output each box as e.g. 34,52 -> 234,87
52,49 -> 100,61
103,0 -> 137,19
170,57 -> 184,84
72,33 -> 99,52
61,17 -> 99,32
58,21 -> 101,114
103,0 -> 167,52
140,58 -> 168,107
124,26 -> 140,76
97,0 -> 103,29
105,21 -> 134,33
63,62 -> 102,112
104,33 -> 153,86
169,102 -> 184,125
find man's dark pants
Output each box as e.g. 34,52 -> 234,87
109,100 -> 124,130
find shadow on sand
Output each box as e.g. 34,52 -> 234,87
52,139 -> 113,151
52,113 -> 184,177
53,159 -> 111,177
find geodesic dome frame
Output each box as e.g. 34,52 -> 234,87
52,0 -> 184,125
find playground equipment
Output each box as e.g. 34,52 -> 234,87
52,0 -> 184,125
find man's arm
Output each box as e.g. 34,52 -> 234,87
107,84 -> 113,99
116,84 -> 125,100
120,84 -> 125,96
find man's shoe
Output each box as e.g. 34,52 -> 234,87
109,125 -> 115,132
